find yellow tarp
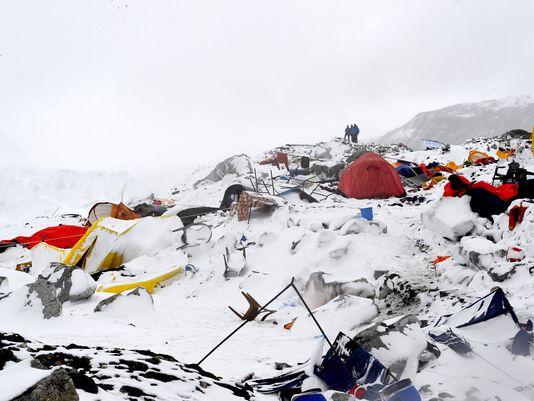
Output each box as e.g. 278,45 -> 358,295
96,267 -> 184,294
496,149 -> 515,159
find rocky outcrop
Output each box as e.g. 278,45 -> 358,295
39,263 -> 96,303
194,154 -> 252,188
12,369 -> 79,401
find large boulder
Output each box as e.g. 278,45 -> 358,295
422,196 -> 477,241
11,368 -> 79,401
39,263 -> 96,303
94,287 -> 154,314
310,162 -> 345,179
302,272 -> 375,310
0,278 -> 61,319
353,315 -> 429,379
194,154 -> 252,188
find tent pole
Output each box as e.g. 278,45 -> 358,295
197,279 -> 294,366
290,283 -> 334,349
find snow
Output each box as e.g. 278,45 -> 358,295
1,136 -> 534,400
0,361 -> 54,401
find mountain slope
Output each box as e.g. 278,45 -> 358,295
380,95 -> 534,148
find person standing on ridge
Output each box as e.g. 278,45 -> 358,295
344,125 -> 351,142
351,124 -> 360,143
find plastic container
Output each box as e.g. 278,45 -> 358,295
379,379 -> 421,401
359,207 -> 373,221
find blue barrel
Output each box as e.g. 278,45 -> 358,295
359,207 -> 373,221
379,379 -> 421,401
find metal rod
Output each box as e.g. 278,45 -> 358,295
197,279 -> 294,366
290,283 -> 334,349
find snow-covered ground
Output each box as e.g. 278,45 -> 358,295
1,137 -> 534,401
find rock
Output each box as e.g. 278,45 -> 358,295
194,154 -> 252,188
39,263 -> 96,303
455,236 -> 505,270
0,348 -> 18,369
302,272 -> 375,309
310,162 -> 345,179
67,371 -> 98,394
421,196 -> 476,241
0,276 -> 9,294
339,218 -> 387,235
27,279 -> 62,319
0,279 -> 62,319
12,368 -> 79,401
94,287 -> 154,313
353,315 -> 427,378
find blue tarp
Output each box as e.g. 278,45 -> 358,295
435,288 -> 519,328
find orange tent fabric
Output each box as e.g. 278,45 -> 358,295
338,152 -> 406,199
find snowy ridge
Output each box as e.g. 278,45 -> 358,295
380,96 -> 534,149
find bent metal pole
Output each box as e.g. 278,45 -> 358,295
197,277 -> 334,366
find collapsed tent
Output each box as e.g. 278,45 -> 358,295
466,150 -> 496,165
435,288 -> 519,329
338,152 -> 406,199
248,332 -> 396,401
314,332 -> 391,399
63,216 -> 183,274
87,202 -> 141,226
0,225 -> 88,254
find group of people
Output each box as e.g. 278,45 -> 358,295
344,124 -> 360,143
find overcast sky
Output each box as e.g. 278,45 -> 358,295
1,0 -> 533,171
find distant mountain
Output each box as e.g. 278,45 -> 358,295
380,96 -> 534,149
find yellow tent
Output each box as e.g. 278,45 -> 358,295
496,149 -> 515,159
63,216 -> 183,274
467,150 -> 491,163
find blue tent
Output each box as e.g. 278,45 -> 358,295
314,332 -> 391,400
435,288 -> 519,328
429,329 -> 472,355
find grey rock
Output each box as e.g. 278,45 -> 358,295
310,162 -> 345,179
302,272 -> 375,309
353,315 -> 422,373
0,276 -> 8,294
26,279 -> 62,319
94,293 -> 121,312
12,368 -> 79,401
194,154 -> 252,188
39,263 -> 96,303
94,287 -> 153,312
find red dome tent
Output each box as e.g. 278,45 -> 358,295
338,152 -> 406,199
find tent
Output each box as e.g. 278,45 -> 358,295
435,288 -> 519,328
0,225 -> 87,253
466,150 -> 496,165
338,152 -> 406,199
86,202 -> 141,226
63,216 -> 183,274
